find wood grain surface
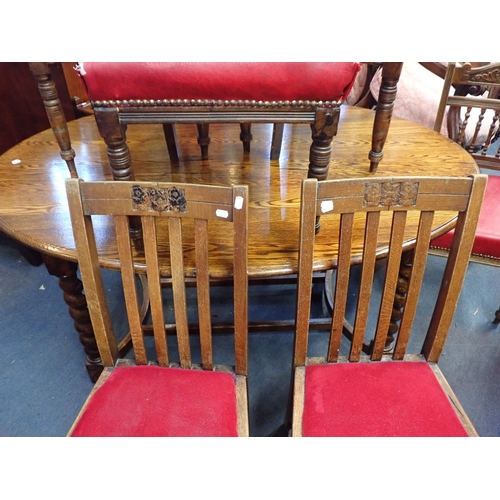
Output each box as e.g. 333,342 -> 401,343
0,106 -> 479,278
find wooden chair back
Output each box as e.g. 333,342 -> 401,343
294,174 -> 487,367
65,178 -> 249,375
435,62 -> 500,172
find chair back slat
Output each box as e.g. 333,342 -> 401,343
296,174 -> 487,367
66,178 -> 248,374
393,211 -> 434,360
327,212 -> 354,363
168,217 -> 191,369
195,218 -> 214,370
114,215 -> 148,364
142,216 -> 169,366
371,211 -> 407,360
350,211 -> 380,361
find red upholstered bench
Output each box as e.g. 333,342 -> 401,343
76,62 -> 365,182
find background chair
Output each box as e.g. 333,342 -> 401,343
429,62 -> 500,324
292,174 -> 486,436
65,177 -> 249,436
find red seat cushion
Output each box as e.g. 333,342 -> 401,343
301,362 -> 469,437
78,62 -> 361,103
431,174 -> 500,259
70,365 -> 240,437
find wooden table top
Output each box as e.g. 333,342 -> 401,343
0,106 -> 479,278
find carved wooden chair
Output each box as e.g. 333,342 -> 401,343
73,62 -> 402,180
430,62 -> 500,324
74,62 -> 359,182
292,174 -> 486,436
65,178 -> 249,436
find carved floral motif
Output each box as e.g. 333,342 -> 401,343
363,181 -> 419,207
132,185 -> 186,213
467,70 -> 500,85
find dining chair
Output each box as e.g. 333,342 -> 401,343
291,174 -> 486,436
430,62 -> 500,324
74,62 -> 400,180
65,177 -> 249,436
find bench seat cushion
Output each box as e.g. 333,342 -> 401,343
78,62 -> 361,104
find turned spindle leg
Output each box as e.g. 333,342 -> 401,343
29,62 -> 77,178
94,108 -> 143,252
309,107 -> 340,231
369,62 -> 403,173
386,249 -> 414,351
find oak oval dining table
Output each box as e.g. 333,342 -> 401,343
0,106 -> 479,380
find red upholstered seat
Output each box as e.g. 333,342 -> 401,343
71,365 -> 239,437
431,175 -> 500,259
78,62 -> 361,104
302,362 -> 468,437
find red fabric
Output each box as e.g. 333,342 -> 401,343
431,175 -> 500,259
302,362 -> 468,437
78,62 -> 361,103
71,365 -> 239,437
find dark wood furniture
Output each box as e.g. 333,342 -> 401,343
0,107 -> 480,381
292,174 -> 486,436
66,178 -> 249,436
76,62 -> 361,183
431,62 -> 500,324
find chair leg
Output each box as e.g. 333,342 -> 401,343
309,108 -> 340,231
163,124 -> 179,165
197,123 -> 210,160
93,108 -> 143,252
369,62 -> 403,173
29,62 -> 78,178
270,123 -> 284,160
240,123 -> 252,154
494,307 -> 500,325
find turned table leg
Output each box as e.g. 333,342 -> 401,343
385,249 -> 414,351
42,255 -> 103,383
